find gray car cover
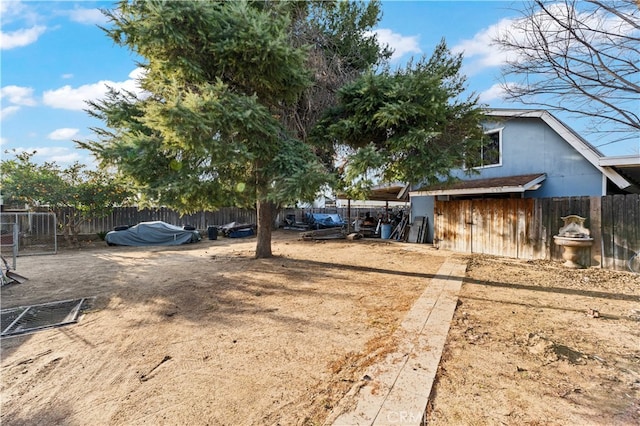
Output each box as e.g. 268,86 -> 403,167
105,221 -> 201,246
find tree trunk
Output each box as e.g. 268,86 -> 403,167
59,211 -> 74,248
59,210 -> 82,249
70,222 -> 80,248
255,199 -> 275,258
61,222 -> 72,247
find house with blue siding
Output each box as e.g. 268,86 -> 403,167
409,109 -> 640,243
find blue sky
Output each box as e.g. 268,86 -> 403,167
1,0 -> 638,168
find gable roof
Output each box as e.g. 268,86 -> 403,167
485,109 -> 634,192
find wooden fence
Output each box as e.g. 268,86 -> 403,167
434,194 -> 639,271
1,204 -> 399,243
70,206 -> 394,235
4,196 -> 636,271
67,206 -> 259,234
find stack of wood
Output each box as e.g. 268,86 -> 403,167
299,227 -> 346,241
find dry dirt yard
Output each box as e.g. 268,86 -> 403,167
428,256 -> 640,426
1,230 -> 639,425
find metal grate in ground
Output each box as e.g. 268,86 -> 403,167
1,298 -> 89,338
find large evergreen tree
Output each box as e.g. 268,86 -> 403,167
313,41 -> 486,198
81,0 -> 386,258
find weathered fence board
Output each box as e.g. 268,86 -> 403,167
606,194 -> 640,271
496,202 -> 506,254
447,200 -> 469,253
612,195 -> 627,271
502,200 -> 518,257
601,196 -> 615,270
632,195 -> 640,268
435,194 -> 639,271
462,200 -> 472,253
531,198 -> 545,260
589,196 -> 602,267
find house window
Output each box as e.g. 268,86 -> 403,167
468,129 -> 501,169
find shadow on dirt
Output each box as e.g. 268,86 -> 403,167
465,277 -> 640,302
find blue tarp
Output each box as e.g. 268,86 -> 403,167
228,228 -> 254,238
105,221 -> 201,246
305,213 -> 346,229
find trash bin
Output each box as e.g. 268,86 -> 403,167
381,223 -> 393,239
207,226 -> 218,240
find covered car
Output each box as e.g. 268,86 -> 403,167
105,221 -> 201,246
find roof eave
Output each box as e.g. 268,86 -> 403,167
410,174 -> 546,197
599,155 -> 640,167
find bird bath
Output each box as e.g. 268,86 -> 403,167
553,215 -> 593,268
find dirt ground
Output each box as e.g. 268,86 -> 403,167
1,230 -> 639,425
428,256 -> 640,426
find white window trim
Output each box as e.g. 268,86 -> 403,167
464,127 -> 504,170
477,127 -> 503,169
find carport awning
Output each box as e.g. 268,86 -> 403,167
599,155 -> 640,193
409,173 -> 546,197
337,183 -> 410,202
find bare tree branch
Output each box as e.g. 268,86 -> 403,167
495,0 -> 640,141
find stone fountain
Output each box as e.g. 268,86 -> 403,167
553,215 -> 593,268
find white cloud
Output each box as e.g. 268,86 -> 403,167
0,1 -> 27,23
62,73 -> 74,79
0,137 -> 8,147
478,83 -> 507,103
127,68 -> 146,80
0,1 -> 16,14
452,18 -> 517,75
0,25 -> 47,50
368,28 -> 421,62
1,85 -> 37,106
479,82 -> 525,104
455,3 -> 639,76
0,85 -> 36,121
42,68 -> 147,111
0,106 -> 21,120
68,8 -> 109,25
48,128 -> 80,140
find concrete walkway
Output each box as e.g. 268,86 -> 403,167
331,259 -> 467,426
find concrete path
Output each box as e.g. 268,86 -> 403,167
330,259 -> 467,426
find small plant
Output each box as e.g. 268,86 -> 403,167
96,231 -> 108,241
